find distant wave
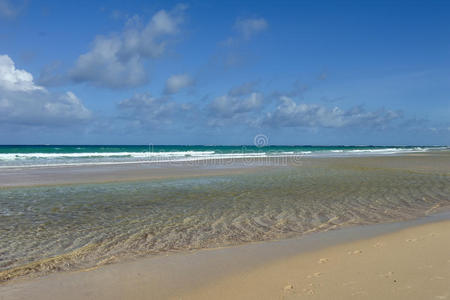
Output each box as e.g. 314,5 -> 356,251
0,146 -> 445,168
323,147 -> 430,155
0,151 -> 216,161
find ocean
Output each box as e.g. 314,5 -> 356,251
0,145 -> 444,168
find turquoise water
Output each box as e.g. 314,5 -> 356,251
0,145 -> 443,167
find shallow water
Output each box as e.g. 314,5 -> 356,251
1,161 -> 449,281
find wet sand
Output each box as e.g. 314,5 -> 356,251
0,160 -> 269,188
1,214 -> 450,300
1,150 -> 449,188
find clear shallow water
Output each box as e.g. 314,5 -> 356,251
1,162 -> 449,281
0,145 -> 444,167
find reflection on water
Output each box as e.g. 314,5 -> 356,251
1,164 -> 449,281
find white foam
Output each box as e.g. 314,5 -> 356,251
0,147 -> 444,169
0,151 -> 217,161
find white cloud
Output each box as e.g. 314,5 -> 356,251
118,93 -> 190,127
263,96 -> 400,129
209,92 -> 263,119
117,90 -> 263,129
71,5 -> 187,88
0,55 -> 91,126
0,90 -> 91,126
44,91 -> 90,120
235,17 -> 268,39
0,55 -> 45,92
164,73 -> 194,94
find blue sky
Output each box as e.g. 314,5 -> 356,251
0,0 -> 449,145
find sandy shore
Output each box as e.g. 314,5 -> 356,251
2,215 -> 450,300
186,219 -> 450,300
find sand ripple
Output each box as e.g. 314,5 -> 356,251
1,163 -> 449,282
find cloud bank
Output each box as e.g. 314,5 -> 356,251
71,5 -> 187,88
164,73 -> 194,94
118,93 -> 190,127
209,92 -> 263,119
0,55 -> 91,126
0,55 -> 45,92
263,96 -> 400,129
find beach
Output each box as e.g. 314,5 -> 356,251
2,0 -> 450,298
0,150 -> 449,299
2,215 -> 450,300
186,217 -> 450,300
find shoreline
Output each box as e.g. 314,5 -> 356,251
1,212 -> 450,299
0,146 -> 442,171
1,151 -> 449,188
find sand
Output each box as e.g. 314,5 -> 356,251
2,216 -> 450,300
185,219 -> 450,300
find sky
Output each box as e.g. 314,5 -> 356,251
0,0 -> 449,145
